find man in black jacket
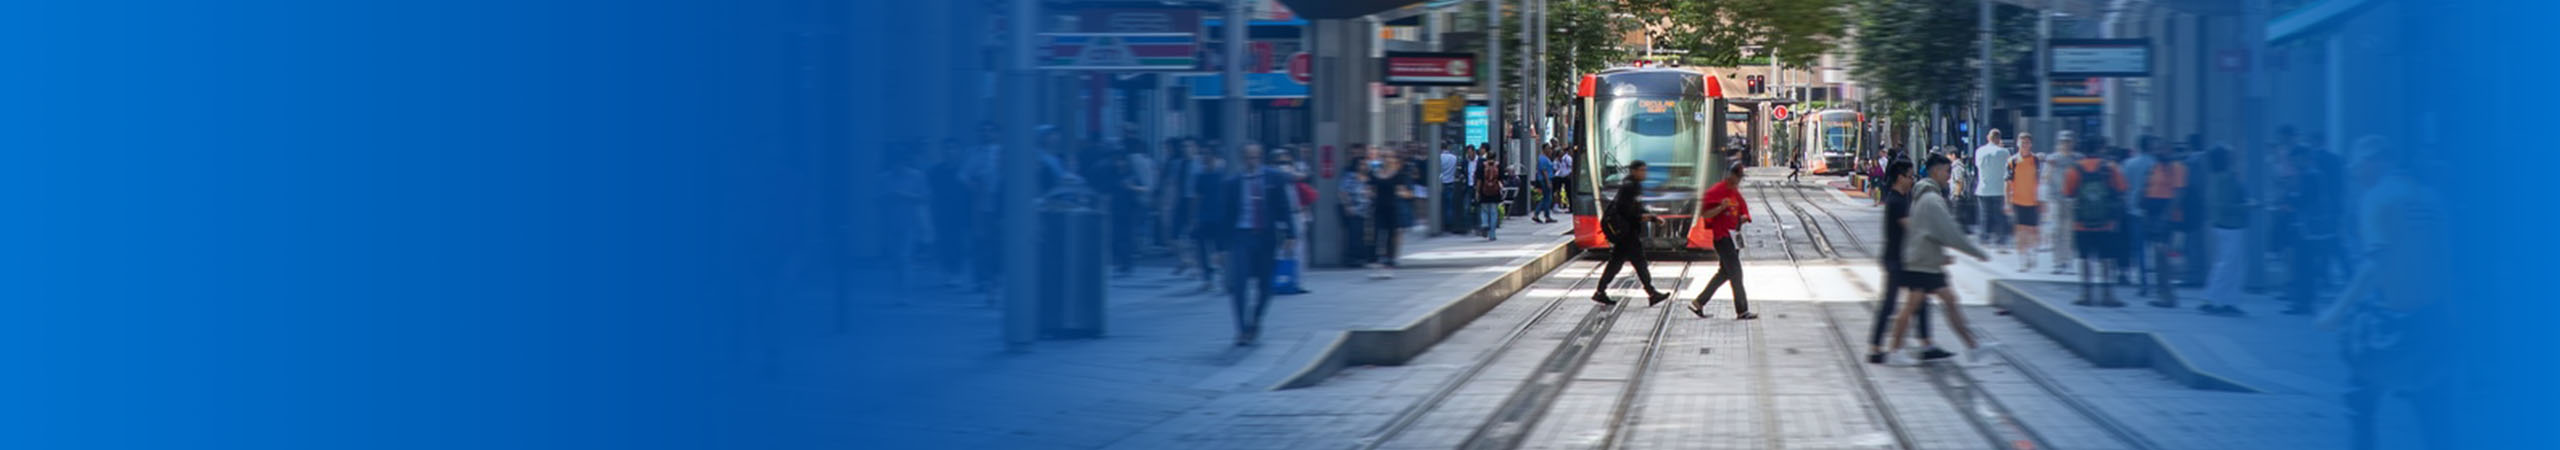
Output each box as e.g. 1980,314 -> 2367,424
1212,144 -> 1299,346
1864,162 -> 1948,363
1591,160 -> 1673,306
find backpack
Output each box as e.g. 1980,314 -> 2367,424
2073,163 -> 2121,226
1477,161 -> 1503,199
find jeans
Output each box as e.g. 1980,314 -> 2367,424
1479,202 -> 1502,239
2205,227 -> 2249,306
1442,182 -> 1468,233
1978,195 -> 2009,243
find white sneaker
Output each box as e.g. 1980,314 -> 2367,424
1886,350 -> 1920,366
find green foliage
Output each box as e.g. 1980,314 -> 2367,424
1623,0 -> 1851,68
1851,0 -> 2037,109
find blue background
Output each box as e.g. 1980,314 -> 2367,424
0,0 -> 2550,448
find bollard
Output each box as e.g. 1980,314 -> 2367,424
1037,185 -> 1107,339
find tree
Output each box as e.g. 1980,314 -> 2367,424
1623,0 -> 1852,68
1850,0 -> 2037,111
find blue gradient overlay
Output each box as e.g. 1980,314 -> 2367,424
0,0 -> 2549,448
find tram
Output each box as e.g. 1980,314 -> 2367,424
1566,67 -> 1735,256
1800,109 -> 1862,174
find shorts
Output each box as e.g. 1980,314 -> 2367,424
2140,199 -> 2174,241
2074,230 -> 2121,259
1895,270 -> 1949,291
2011,205 -> 2041,226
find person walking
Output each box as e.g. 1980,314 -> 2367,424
2065,148 -> 2130,306
1339,155 -> 1375,268
1531,148 -> 1557,223
2316,136 -> 2453,450
928,138 -> 975,289
1476,155 -> 1506,241
2006,133 -> 2045,272
1865,161 -> 1948,363
1973,130 -> 2015,246
1553,145 -> 1575,215
1592,160 -> 1675,306
2043,132 -> 2080,274
880,146 -> 930,305
1686,162 -> 1756,319
1189,152 -> 1232,292
2139,143 -> 2190,308
2120,138 -> 2158,287
2198,146 -> 2251,316
1218,144 -> 1299,346
1372,151 -> 1416,278
1884,154 -> 1997,364
2273,127 -> 2344,315
1437,145 -> 1462,235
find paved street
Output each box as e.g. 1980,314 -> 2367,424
1099,168 -> 2367,449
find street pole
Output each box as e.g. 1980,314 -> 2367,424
1515,0 -> 1533,171
1485,0 -> 1504,163
1002,0 -> 1041,352
1978,0 -> 1994,149
2035,2 -> 2053,152
1225,0 -> 1250,160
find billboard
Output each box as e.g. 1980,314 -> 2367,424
1465,105 -> 1489,148
2049,39 -> 2151,77
1382,52 -> 1477,86
1039,33 -> 1199,71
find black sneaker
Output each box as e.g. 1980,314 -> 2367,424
1685,301 -> 1707,318
1647,291 -> 1673,306
1918,348 -> 1957,360
1735,312 -> 1759,320
1591,294 -> 1619,306
1867,353 -> 1887,364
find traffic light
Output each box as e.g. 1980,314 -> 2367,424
1746,75 -> 1764,95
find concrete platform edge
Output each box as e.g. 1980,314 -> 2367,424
1264,240 -> 1576,390
1990,279 -> 2264,393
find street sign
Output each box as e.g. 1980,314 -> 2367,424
1771,105 -> 1791,121
1423,98 -> 1457,123
2049,39 -> 2151,77
1465,105 -> 1489,148
1040,33 -> 1199,70
1287,52 -> 1313,84
1381,51 -> 1477,86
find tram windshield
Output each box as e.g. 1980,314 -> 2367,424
1597,96 -> 1705,191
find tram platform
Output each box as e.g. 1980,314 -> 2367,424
806,221 -> 1578,448
1989,279 -> 2350,395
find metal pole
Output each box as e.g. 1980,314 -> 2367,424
2035,2 -> 2052,150
1485,0 -> 1504,161
1515,0 -> 1533,169
1978,0 -> 1994,149
1225,0 -> 1250,159
1002,0 -> 1041,352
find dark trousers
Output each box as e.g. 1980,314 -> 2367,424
1341,214 -> 1372,266
1596,238 -> 1660,295
1978,195 -> 2009,243
1373,220 -> 1403,267
1870,264 -> 1930,346
1110,202 -> 1140,272
1442,182 -> 1468,233
1226,230 -> 1278,334
1194,227 -> 1224,285
2288,236 -> 2337,311
1697,237 -> 1749,313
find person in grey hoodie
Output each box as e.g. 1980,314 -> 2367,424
1884,154 -> 1996,364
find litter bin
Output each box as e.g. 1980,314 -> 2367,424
1037,185 -> 1106,339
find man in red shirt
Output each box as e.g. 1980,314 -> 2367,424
1686,162 -> 1758,320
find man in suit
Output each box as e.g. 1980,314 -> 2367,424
1212,143 -> 1299,346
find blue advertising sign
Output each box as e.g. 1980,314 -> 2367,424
1464,105 -> 1488,148
1184,73 -> 1309,99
